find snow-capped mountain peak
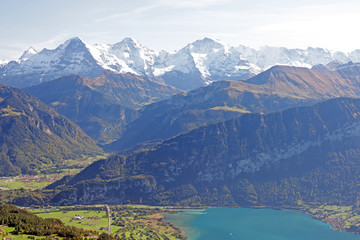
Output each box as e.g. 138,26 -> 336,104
61,37 -> 86,48
0,59 -> 9,67
2,36 -> 360,90
111,37 -> 155,58
188,37 -> 224,53
117,37 -> 141,48
164,38 -> 255,88
107,38 -> 158,75
0,36 -> 103,88
19,47 -> 38,61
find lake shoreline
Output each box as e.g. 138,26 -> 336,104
164,204 -> 360,239
264,205 -> 360,235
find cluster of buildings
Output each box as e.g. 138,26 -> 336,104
72,215 -> 85,220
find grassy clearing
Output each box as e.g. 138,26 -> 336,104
210,106 -> 251,113
1,226 -> 37,239
0,106 -> 26,117
0,175 -> 58,190
40,154 -> 109,175
33,208 -> 116,233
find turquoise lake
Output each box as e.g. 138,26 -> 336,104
165,208 -> 360,240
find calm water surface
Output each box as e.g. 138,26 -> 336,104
165,208 -> 360,240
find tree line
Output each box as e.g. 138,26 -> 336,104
0,204 -> 116,239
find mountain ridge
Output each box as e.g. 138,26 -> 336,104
24,71 -> 181,144
106,63 -> 360,153
49,97 -> 360,207
3,37 -> 360,89
0,37 -> 104,88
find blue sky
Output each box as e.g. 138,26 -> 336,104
1,0 -> 360,59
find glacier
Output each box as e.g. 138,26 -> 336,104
2,36 -> 360,89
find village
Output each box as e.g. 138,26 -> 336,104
297,205 -> 360,234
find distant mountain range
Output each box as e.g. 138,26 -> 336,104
106,63 -> 360,152
3,36 -> 360,210
0,83 -> 103,176
49,98 -> 360,207
3,37 -> 360,90
24,71 -> 180,144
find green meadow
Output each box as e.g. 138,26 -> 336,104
28,205 -> 186,240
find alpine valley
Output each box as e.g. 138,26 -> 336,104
0,83 -> 102,176
24,71 -> 180,144
4,37 -> 360,238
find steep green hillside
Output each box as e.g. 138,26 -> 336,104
0,204 -> 110,239
107,64 -> 360,153
25,72 -> 180,144
106,79 -> 314,153
0,83 -> 103,176
50,98 -> 360,208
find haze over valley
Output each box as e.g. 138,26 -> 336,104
3,1 -> 360,239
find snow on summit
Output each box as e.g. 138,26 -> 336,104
2,36 -> 360,90
19,47 -> 38,61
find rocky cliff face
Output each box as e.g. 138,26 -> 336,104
50,98 -> 360,206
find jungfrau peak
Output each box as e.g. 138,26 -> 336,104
2,36 -> 360,90
153,37 -> 259,89
185,37 -> 259,81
